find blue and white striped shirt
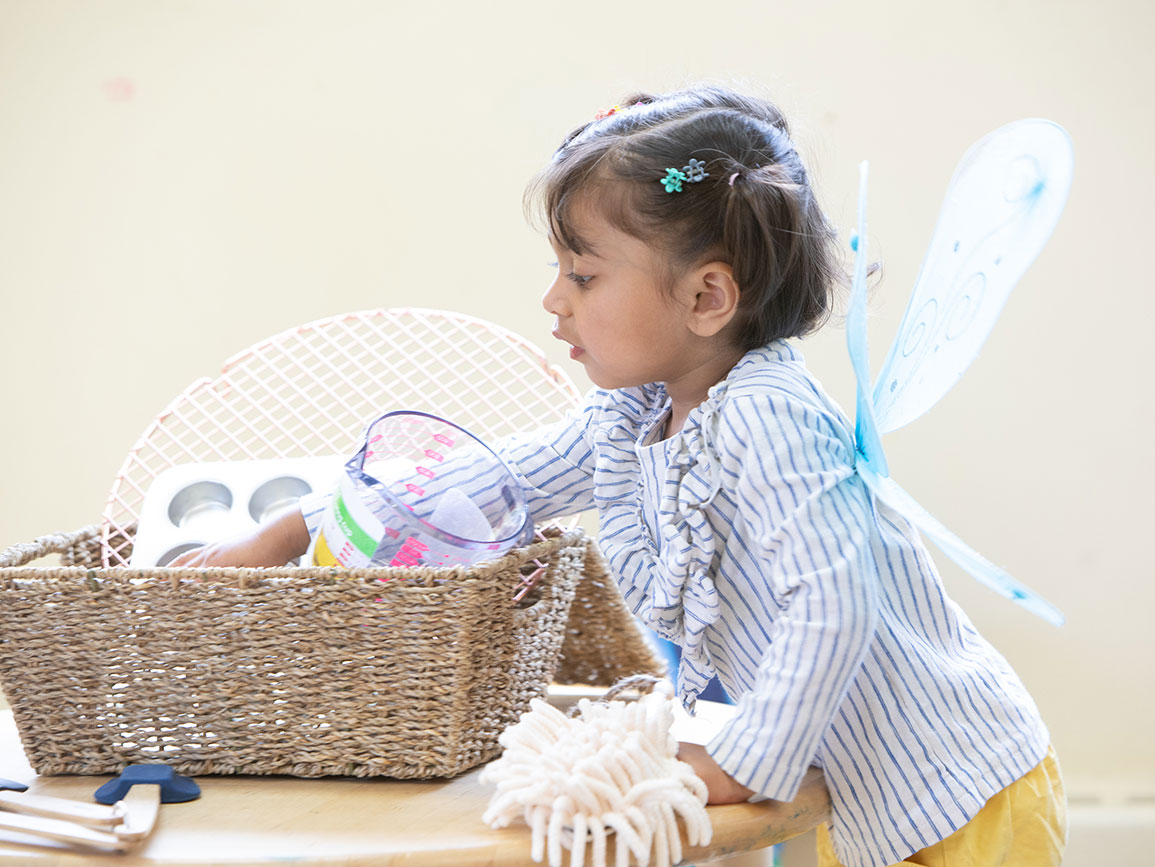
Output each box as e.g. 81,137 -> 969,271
490,342 -> 1049,867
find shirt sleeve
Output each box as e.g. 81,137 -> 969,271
299,489 -> 331,539
706,392 -> 881,802
493,395 -> 598,523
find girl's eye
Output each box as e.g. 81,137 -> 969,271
566,271 -> 593,287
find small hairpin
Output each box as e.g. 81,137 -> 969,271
683,158 -> 708,182
660,158 -> 709,193
594,104 -> 622,120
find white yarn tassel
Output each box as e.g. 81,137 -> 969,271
481,682 -> 712,867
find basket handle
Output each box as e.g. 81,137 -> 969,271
0,526 -> 101,569
565,674 -> 665,718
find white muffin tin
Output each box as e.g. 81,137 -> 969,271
130,457 -> 344,567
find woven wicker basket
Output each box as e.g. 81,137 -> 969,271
0,524 -> 658,780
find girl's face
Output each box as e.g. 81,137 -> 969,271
542,203 -> 718,394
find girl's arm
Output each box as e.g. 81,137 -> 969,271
493,394 -> 601,522
167,506 -> 310,568
165,391 -> 606,568
702,391 -> 880,803
677,742 -> 755,804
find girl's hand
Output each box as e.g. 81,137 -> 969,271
166,508 -> 310,568
676,742 -> 756,804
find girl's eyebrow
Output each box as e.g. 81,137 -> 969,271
569,234 -> 605,259
555,209 -> 606,258
547,231 -> 603,260
546,234 -> 567,256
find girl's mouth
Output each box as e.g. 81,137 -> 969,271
552,329 -> 584,359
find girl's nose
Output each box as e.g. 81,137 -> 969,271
542,273 -> 569,316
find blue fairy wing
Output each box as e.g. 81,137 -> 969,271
871,119 -> 1074,434
856,461 -> 1065,626
846,125 -> 1070,627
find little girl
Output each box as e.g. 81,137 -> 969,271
174,86 -> 1067,867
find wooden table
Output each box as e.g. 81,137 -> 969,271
0,692 -> 829,865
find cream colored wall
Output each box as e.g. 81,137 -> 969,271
1,0 -> 1151,801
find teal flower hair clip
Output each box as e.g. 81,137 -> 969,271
661,168 -> 687,193
660,158 -> 709,193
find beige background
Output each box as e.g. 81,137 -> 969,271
0,0 -> 1151,832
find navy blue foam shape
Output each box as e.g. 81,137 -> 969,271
93,764 -> 201,805
0,778 -> 28,792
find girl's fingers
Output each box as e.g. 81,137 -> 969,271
168,546 -> 208,568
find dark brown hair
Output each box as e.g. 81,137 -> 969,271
526,86 -> 840,350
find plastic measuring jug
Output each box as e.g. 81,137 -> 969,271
312,411 -> 534,569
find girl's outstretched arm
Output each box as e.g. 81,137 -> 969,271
295,395 -> 604,554
167,507 -> 310,568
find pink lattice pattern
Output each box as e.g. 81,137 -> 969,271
102,308 -> 581,567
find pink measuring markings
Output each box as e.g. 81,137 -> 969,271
400,433 -> 455,498
387,431 -> 456,565
389,536 -> 430,567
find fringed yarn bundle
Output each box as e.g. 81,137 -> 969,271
481,682 -> 712,867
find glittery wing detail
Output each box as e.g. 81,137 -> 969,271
871,119 -> 1074,433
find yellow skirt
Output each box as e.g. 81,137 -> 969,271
816,745 -> 1067,866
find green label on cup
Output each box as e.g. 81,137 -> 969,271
335,490 -> 380,558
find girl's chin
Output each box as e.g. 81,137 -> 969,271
585,369 -> 634,391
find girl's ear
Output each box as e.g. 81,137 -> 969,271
686,262 -> 740,338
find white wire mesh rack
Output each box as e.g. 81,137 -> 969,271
101,308 -> 583,568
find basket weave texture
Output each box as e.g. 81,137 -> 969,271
0,526 -> 622,779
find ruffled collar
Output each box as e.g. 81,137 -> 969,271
594,342 -> 800,710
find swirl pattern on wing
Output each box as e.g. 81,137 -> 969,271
870,120 -> 1074,434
